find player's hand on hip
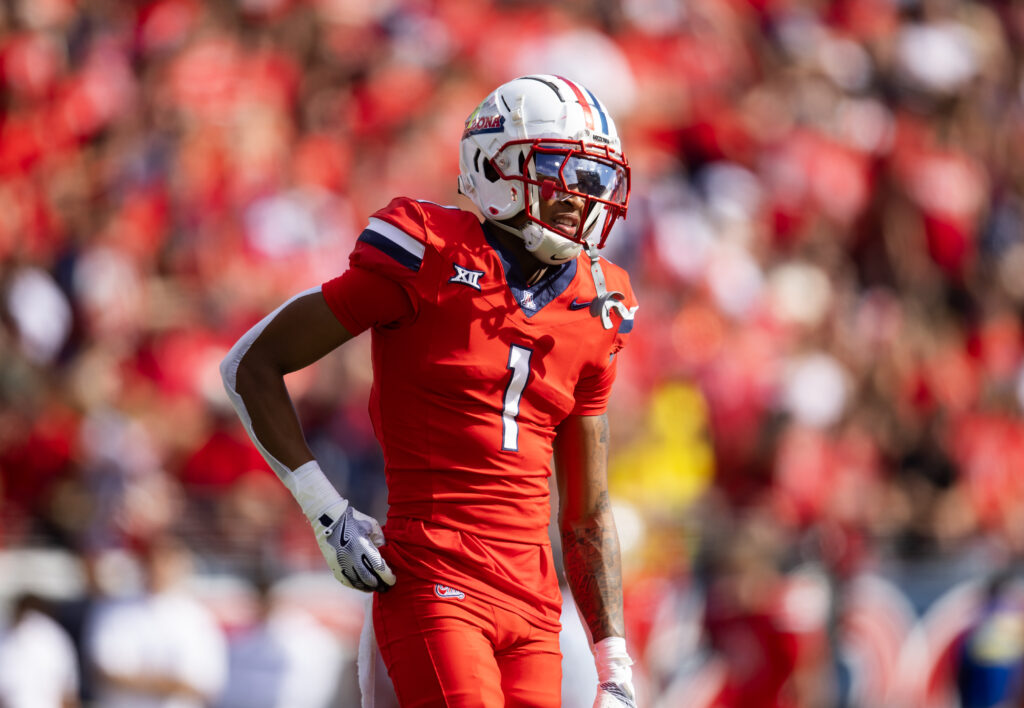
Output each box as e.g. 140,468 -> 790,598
313,500 -> 396,592
594,680 -> 636,707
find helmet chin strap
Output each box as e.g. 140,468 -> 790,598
586,242 -> 635,330
487,218 -> 581,263
520,222 -> 546,252
487,217 -> 539,247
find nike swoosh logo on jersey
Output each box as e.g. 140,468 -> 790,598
434,583 -> 466,600
568,298 -> 593,310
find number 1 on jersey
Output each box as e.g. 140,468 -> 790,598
502,344 -> 533,451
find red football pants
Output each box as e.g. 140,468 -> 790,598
372,577 -> 562,707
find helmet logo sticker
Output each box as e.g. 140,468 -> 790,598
463,114 -> 505,138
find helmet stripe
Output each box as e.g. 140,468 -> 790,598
555,75 -> 595,131
522,75 -> 564,99
583,87 -> 609,134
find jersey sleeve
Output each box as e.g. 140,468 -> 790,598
571,353 -> 619,415
321,266 -> 414,336
346,197 -> 437,312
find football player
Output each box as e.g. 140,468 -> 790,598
221,75 -> 637,707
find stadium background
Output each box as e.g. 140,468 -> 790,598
2,0 -> 1024,705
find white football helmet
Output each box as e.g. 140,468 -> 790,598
458,75 -> 630,264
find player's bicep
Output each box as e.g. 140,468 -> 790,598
244,290 -> 354,376
553,413 -> 611,527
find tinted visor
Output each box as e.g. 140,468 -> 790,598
533,151 -> 628,205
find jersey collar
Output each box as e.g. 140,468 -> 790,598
482,226 -> 578,318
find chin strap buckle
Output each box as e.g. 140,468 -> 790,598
586,243 -> 637,331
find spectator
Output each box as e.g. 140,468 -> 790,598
216,574 -> 344,708
85,534 -> 227,708
0,593 -> 80,708
955,572 -> 1024,708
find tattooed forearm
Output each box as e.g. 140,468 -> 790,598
561,490 -> 625,641
555,413 -> 625,642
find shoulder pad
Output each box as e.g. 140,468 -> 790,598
354,197 -> 477,272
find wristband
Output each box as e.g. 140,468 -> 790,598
593,636 -> 633,685
285,459 -> 347,521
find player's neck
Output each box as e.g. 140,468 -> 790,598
486,224 -> 549,286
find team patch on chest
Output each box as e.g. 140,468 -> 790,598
449,263 -> 485,290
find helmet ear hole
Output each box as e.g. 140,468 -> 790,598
483,158 -> 501,183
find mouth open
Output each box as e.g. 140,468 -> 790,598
550,214 -> 580,237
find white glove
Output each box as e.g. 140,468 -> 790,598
289,461 -> 396,592
595,683 -> 636,708
313,498 -> 397,592
593,637 -> 636,708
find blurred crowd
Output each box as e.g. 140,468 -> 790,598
3,0 -> 1024,705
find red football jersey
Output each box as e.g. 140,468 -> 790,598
322,197 -> 636,630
